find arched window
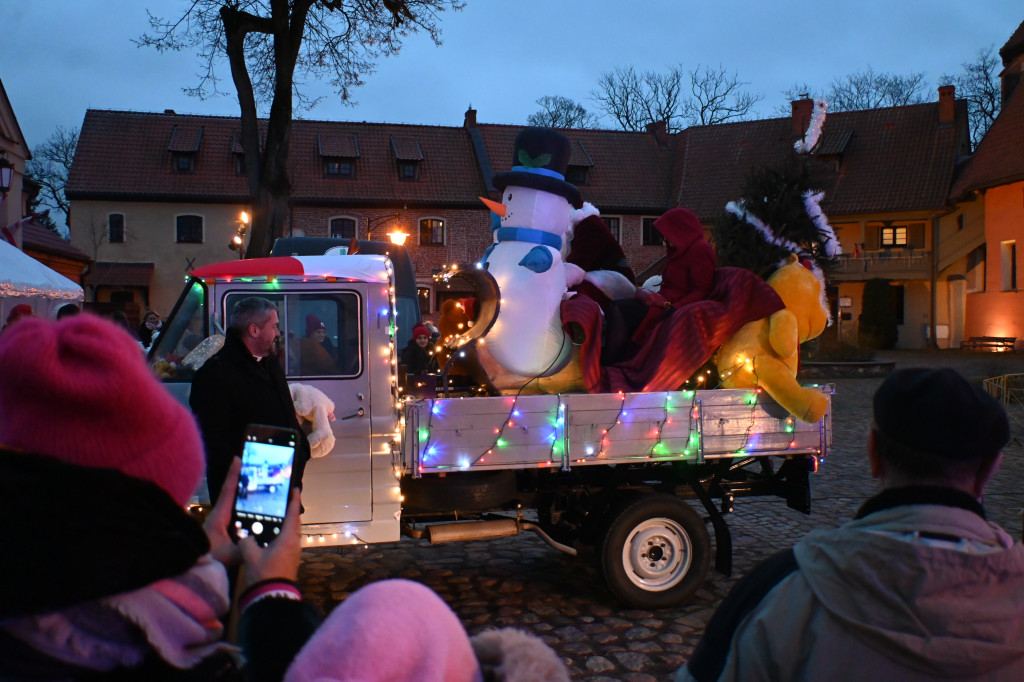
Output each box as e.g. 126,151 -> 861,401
419,218 -> 445,246
330,216 -> 357,239
176,214 -> 204,243
108,213 -> 125,243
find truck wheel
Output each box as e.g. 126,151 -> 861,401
600,494 -> 710,609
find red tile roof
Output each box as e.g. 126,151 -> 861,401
949,85 -> 1024,197
168,125 -> 203,152
21,223 -> 90,261
389,136 -> 423,161
476,124 -> 676,213
318,133 -> 359,157
69,101 -> 967,222
1000,19 -> 1024,62
675,100 -> 968,221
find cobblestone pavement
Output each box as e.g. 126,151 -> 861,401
296,349 -> 1024,681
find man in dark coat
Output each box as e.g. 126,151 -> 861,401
190,296 -> 311,505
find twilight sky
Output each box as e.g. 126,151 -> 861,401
2,0 -> 1021,151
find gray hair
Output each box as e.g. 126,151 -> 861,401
229,297 -> 277,333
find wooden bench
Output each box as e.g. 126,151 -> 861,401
960,336 -> 1016,352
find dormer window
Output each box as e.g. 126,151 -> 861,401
565,165 -> 588,184
319,134 -> 359,179
391,136 -> 423,182
398,161 -> 418,180
325,158 -> 355,177
168,125 -> 203,174
566,139 -> 595,186
173,153 -> 196,173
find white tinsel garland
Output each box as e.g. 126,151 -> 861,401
802,190 -> 842,258
725,200 -> 833,327
725,200 -> 801,253
793,99 -> 828,153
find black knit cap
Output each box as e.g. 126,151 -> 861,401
873,367 -> 1009,460
492,127 -> 581,204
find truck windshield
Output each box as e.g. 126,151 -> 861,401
149,280 -> 209,383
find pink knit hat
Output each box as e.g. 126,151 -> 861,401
284,579 -> 483,682
0,314 -> 204,506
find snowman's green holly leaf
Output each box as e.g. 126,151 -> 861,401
518,150 -> 552,168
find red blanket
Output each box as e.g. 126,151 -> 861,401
562,267 -> 784,393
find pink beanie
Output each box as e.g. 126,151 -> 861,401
284,579 -> 483,682
0,314 -> 204,506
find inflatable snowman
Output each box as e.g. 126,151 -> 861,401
477,128 -> 582,379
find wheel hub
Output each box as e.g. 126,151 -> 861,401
623,518 -> 693,590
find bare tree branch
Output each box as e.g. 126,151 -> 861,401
940,46 -> 1001,149
527,96 -> 600,128
25,126 -> 78,228
135,0 -> 463,256
591,64 -> 760,132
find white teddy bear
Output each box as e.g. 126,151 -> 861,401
288,382 -> 336,459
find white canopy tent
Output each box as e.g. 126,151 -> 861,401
0,238 -> 84,321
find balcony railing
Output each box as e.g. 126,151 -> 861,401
830,250 -> 932,280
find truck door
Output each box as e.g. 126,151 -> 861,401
276,289 -> 372,525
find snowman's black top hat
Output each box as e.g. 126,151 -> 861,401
492,127 -> 581,205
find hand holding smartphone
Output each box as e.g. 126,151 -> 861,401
232,424 -> 300,547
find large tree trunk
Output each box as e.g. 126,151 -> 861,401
221,0 -> 312,257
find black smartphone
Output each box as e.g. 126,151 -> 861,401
232,423 -> 300,547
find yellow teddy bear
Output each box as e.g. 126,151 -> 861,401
715,254 -> 829,422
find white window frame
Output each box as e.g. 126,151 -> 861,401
174,213 -> 205,244
329,215 -> 358,240
418,217 -> 446,246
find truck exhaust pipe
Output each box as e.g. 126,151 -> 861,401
427,519 -> 519,544
424,518 -> 577,557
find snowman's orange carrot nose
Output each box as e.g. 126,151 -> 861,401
479,196 -> 506,217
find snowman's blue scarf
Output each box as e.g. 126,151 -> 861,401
481,227 -> 563,273
493,227 -> 563,251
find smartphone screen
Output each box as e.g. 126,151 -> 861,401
233,424 -> 298,547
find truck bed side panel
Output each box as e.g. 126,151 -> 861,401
403,386 -> 832,474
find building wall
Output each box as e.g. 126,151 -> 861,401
23,249 -> 88,285
964,181 -> 1024,346
70,200 -> 250,316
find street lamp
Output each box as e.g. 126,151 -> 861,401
387,229 -> 409,245
0,153 -> 13,198
366,213 -> 400,242
229,210 -> 249,258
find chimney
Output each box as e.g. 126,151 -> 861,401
938,85 -> 955,124
791,98 -> 813,137
463,107 -> 477,128
645,119 -> 670,149
164,109 -> 177,115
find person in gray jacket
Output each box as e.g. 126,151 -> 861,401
678,367 -> 1024,682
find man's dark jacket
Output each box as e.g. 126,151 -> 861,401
190,329 -> 311,503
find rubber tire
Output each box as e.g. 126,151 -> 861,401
600,494 -> 711,609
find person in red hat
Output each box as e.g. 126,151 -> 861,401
1,303 -> 33,335
298,314 -> 337,375
400,323 -> 432,376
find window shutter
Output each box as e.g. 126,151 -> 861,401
864,225 -> 880,251
908,223 -> 925,249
